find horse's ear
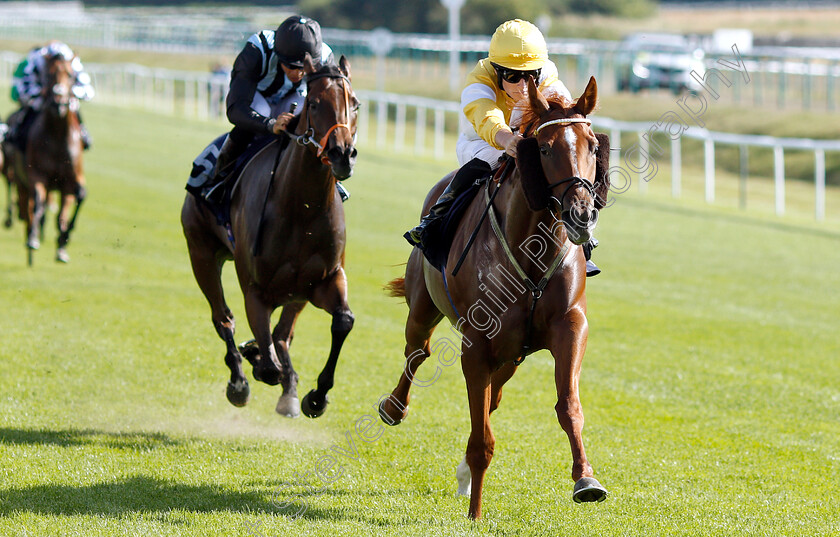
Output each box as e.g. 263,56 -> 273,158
574,76 -> 598,117
594,132 -> 610,210
516,137 -> 550,211
303,53 -> 316,75
339,55 -> 352,81
527,76 -> 550,116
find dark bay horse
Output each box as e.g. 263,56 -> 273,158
11,52 -> 86,265
381,77 -> 611,519
181,56 -> 358,418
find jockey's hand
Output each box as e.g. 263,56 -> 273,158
495,130 -> 523,159
272,112 -> 294,135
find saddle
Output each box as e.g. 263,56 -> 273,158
419,170 -> 494,273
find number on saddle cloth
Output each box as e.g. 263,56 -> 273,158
186,133 -> 287,196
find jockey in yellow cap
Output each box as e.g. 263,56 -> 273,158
405,20 -> 602,276
458,19 -> 570,165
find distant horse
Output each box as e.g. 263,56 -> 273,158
12,52 -> 86,265
380,77 -> 611,519
181,56 -> 358,418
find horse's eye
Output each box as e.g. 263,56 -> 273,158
309,101 -> 319,111
539,144 -> 550,156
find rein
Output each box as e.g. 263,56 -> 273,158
483,177 -> 572,365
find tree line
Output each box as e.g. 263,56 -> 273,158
77,0 -> 657,35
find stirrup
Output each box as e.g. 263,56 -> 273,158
337,182 -> 350,202
404,228 -> 424,248
585,259 -> 601,277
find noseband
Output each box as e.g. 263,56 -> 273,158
295,71 -> 354,165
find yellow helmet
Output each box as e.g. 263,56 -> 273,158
488,19 -> 548,71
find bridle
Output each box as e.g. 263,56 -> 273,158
41,56 -> 75,113
293,71 -> 355,165
529,116 -> 598,222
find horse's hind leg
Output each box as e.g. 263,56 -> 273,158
379,253 -> 443,425
550,310 -> 607,503
182,202 -> 249,406
301,267 -> 354,419
456,361 -> 517,496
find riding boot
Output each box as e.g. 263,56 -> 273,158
80,124 -> 93,150
404,158 -> 491,248
582,237 -> 601,277
76,110 -> 92,150
204,136 -> 242,207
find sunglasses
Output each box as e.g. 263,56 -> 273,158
493,64 -> 541,84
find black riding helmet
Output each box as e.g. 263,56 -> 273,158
274,16 -> 322,68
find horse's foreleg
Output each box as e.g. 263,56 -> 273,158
55,187 -> 82,263
303,268 -> 354,418
550,308 -> 607,503
272,302 -> 306,351
269,302 -> 304,417
455,361 -> 517,498
55,189 -> 81,263
461,344 -> 494,520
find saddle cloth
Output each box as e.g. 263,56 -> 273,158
420,177 -> 487,273
185,133 -> 277,195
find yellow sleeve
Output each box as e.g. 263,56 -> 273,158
460,60 -> 512,150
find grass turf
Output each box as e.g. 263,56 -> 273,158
0,101 -> 838,536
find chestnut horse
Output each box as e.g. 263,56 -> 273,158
181,57 -> 358,418
14,52 -> 86,265
380,77 -> 611,518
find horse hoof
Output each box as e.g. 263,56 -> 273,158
238,339 -> 260,365
301,390 -> 329,418
275,394 -> 300,418
56,248 -> 70,263
226,379 -> 250,407
3,218 -> 11,229
573,477 -> 608,503
27,238 -> 40,250
378,397 -> 406,426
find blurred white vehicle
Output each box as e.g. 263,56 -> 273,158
615,33 -> 706,94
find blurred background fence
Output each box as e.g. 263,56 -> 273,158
1,4 -> 838,221
3,52 -> 834,220
1,8 -> 839,110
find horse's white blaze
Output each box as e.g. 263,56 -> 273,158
564,128 -> 579,177
456,456 -> 472,496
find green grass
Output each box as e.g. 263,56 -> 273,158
0,100 -> 839,536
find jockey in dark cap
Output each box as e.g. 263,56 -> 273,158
205,15 -> 337,203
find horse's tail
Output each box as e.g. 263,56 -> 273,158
384,277 -> 406,298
